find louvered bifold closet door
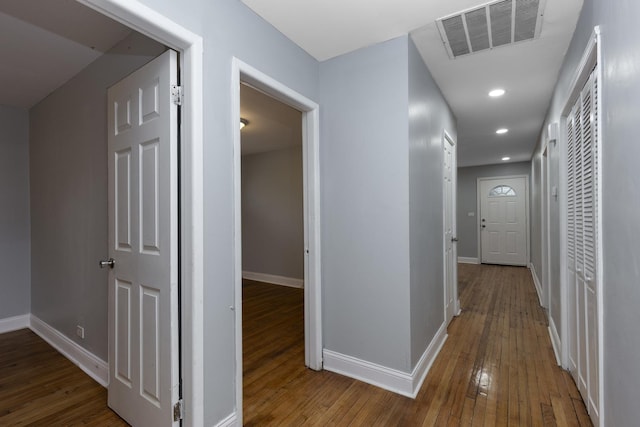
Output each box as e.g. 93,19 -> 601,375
566,66 -> 599,424
581,70 -> 599,420
573,85 -> 588,400
566,108 -> 578,375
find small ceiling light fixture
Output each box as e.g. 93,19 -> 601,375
240,118 -> 249,130
489,88 -> 506,98
496,128 -> 509,134
502,156 -> 511,161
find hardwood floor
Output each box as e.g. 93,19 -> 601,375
243,265 -> 592,426
0,329 -> 127,426
0,265 -> 589,426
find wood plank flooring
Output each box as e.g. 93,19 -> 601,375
0,264 -> 590,426
243,265 -> 592,426
0,328 -> 128,426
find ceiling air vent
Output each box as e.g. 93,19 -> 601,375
436,0 -> 546,59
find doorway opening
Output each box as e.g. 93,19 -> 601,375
79,3 -> 205,425
0,0 -> 204,424
232,59 -> 322,423
240,82 -> 305,417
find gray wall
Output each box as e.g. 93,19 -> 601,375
456,162 -> 531,259
0,105 -> 30,319
530,0 -> 640,424
241,146 -> 303,280
134,0 -> 320,423
319,36 -> 412,372
407,38 -> 456,367
319,35 -> 457,374
29,33 -> 164,361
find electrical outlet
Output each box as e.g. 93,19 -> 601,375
76,325 -> 85,340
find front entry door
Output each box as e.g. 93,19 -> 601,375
479,176 -> 527,266
106,50 -> 179,427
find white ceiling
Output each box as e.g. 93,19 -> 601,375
0,0 -> 131,108
241,0 -> 584,166
1,0 -> 583,167
0,0 -> 296,158
240,83 -> 302,156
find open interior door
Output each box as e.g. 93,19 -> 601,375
106,49 -> 179,426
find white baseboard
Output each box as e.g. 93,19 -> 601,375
29,315 -> 109,387
242,271 -> 304,289
213,412 -> 238,427
529,263 -> 543,306
548,317 -> 561,366
457,257 -> 479,264
409,323 -> 448,396
0,314 -> 30,334
323,323 -> 448,398
323,349 -> 415,397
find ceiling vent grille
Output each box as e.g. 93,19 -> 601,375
436,0 -> 546,59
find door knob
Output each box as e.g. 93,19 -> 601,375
451,237 -> 458,242
482,225 -> 486,228
99,258 -> 115,269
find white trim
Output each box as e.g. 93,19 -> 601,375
242,271 -> 304,289
212,412 -> 239,427
595,27 -> 604,427
0,314 -> 30,334
323,350 -> 414,398
548,317 -> 562,366
529,263 -> 543,306
476,175 -> 530,266
232,58 -> 323,426
541,141 -> 551,311
409,323 -> 448,396
323,324 -> 447,398
458,257 -> 479,264
75,2 -> 204,425
29,315 -> 109,387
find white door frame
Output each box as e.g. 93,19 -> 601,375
541,142 -> 550,310
231,58 -> 322,424
442,131 -> 460,317
476,175 -> 530,266
77,1 -> 204,425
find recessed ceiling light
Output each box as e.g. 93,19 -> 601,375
489,88 -> 506,97
496,128 -> 509,134
502,156 -> 511,161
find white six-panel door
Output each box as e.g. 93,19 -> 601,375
479,177 -> 528,266
107,50 -> 179,427
443,134 -> 457,322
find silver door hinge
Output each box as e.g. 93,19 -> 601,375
171,85 -> 183,106
173,399 -> 184,421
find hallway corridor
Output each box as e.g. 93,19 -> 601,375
243,264 -> 591,425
